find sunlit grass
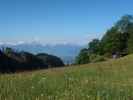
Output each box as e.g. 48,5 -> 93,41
0,55 -> 133,100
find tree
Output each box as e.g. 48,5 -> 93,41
115,15 -> 133,33
75,15 -> 133,65
36,53 -> 64,67
115,15 -> 133,55
127,24 -> 133,53
101,15 -> 133,56
101,27 -> 121,56
75,48 -> 90,64
128,34 -> 133,53
88,39 -> 101,55
0,47 -> 65,73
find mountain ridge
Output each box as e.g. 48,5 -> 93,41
0,42 -> 84,64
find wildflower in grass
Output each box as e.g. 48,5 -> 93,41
35,97 -> 39,100
64,90 -> 69,96
87,95 -> 90,99
68,77 -> 74,81
41,93 -> 44,97
85,79 -> 89,84
48,96 -> 52,99
42,77 -> 46,80
31,86 -> 34,89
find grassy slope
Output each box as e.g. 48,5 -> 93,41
1,55 -> 133,100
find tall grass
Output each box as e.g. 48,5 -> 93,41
0,55 -> 133,100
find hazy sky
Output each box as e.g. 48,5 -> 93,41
0,0 -> 133,45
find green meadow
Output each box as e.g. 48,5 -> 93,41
1,55 -> 133,100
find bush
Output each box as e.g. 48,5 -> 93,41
89,54 -> 105,63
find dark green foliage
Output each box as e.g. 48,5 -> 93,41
115,15 -> 133,33
75,48 -> 90,64
100,15 -> 133,56
0,50 -> 16,73
115,15 -> 133,54
127,24 -> 133,53
98,15 -> 133,56
128,33 -> 133,53
101,27 -> 128,56
101,15 -> 133,56
88,39 -> 101,55
36,53 -> 64,67
76,15 -> 133,64
0,47 -> 64,73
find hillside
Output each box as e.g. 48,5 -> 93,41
1,54 -> 133,100
0,48 -> 64,73
0,43 -> 82,64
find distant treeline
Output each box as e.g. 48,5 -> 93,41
76,15 -> 133,64
0,47 -> 64,73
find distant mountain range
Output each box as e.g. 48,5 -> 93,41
0,42 -> 84,64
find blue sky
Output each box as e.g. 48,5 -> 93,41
0,0 -> 133,45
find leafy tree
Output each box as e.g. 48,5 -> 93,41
76,14 -> 133,64
101,15 -> 133,56
127,23 -> 133,53
75,48 -> 90,64
115,15 -> 133,55
0,47 -> 64,73
101,27 -> 127,55
88,39 -> 102,55
128,34 -> 133,53
115,15 -> 133,33
36,53 -> 64,67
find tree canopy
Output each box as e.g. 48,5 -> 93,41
0,47 -> 64,73
76,15 -> 133,64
